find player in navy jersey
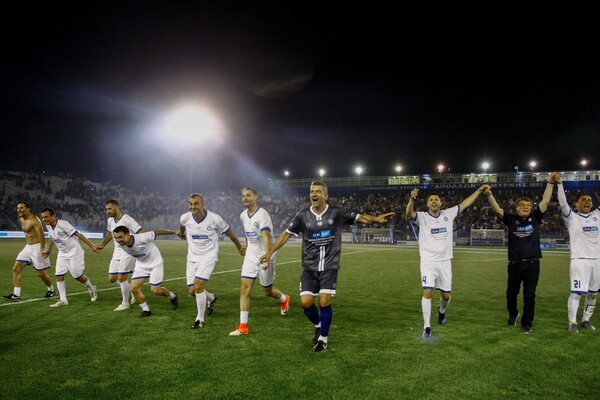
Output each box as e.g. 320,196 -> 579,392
260,181 -> 394,352
485,174 -> 556,334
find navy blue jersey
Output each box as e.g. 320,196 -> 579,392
501,208 -> 545,261
287,205 -> 359,271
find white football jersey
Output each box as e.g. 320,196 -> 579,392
562,209 -> 600,259
414,206 -> 460,261
240,207 -> 273,261
180,210 -> 230,263
107,214 -> 142,258
118,231 -> 162,268
46,219 -> 83,258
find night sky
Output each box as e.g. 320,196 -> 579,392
2,4 -> 599,191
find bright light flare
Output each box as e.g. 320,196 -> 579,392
163,104 -> 222,146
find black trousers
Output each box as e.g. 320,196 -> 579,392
506,259 -> 540,328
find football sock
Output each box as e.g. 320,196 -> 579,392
568,293 -> 581,324
47,284 -> 55,292
84,280 -> 94,290
278,293 -> 286,303
240,311 -> 249,324
320,305 -> 332,337
304,303 -> 320,325
582,294 -> 597,321
14,287 -> 22,296
169,292 -> 176,299
57,280 -> 67,302
196,290 -> 207,322
205,291 -> 215,303
422,297 -> 432,328
120,280 -> 131,305
140,302 -> 150,312
440,297 -> 451,313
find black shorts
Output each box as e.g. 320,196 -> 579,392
300,269 -> 338,295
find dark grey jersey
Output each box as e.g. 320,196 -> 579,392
286,204 -> 359,271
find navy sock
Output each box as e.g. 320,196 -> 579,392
303,304 -> 320,325
320,305 -> 332,337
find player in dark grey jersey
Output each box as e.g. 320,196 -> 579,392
260,181 -> 394,352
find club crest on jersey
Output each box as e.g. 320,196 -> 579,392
253,222 -> 260,229
444,217 -> 448,222
328,219 -> 334,225
305,222 -> 311,228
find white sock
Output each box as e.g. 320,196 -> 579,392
139,302 -> 150,312
278,293 -> 286,303
318,335 -> 328,343
422,297 -> 432,328
84,280 -> 94,290
568,294 -> 581,324
440,297 -> 451,313
120,281 -> 131,305
240,311 -> 249,324
14,287 -> 22,296
57,280 -> 67,303
169,292 -> 176,300
583,294 -> 597,321
205,291 -> 215,303
47,284 -> 55,292
196,291 -> 207,322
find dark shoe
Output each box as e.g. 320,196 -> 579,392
312,340 -> 328,352
192,320 -> 204,329
522,326 -> 533,334
438,307 -> 446,325
2,293 -> 21,302
421,327 -> 432,338
313,327 -> 321,345
568,323 -> 579,333
507,312 -> 520,326
140,310 -> 152,318
206,294 -> 217,316
44,290 -> 55,298
170,294 -> 179,310
581,320 -> 596,331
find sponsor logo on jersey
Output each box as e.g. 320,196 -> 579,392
310,230 -> 332,239
317,221 -> 323,226
583,226 -> 599,232
246,231 -> 259,238
516,224 -> 534,232
191,234 -> 209,240
431,227 -> 447,235
328,219 -> 334,225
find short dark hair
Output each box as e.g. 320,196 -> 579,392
310,181 -> 328,193
17,201 -> 31,209
516,197 -> 533,206
577,193 -> 592,201
241,187 -> 257,195
113,226 -> 130,235
41,208 -> 56,216
106,199 -> 119,207
189,193 -> 204,201
427,193 -> 441,201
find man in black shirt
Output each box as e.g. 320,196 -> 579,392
260,181 -> 394,351
484,174 -> 556,333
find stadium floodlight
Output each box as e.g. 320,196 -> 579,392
284,170 -> 290,178
437,164 -> 444,174
318,168 -> 326,177
481,162 -> 490,174
581,159 -> 588,168
355,166 -> 363,176
395,165 -> 403,174
529,160 -> 537,170
163,104 -> 221,147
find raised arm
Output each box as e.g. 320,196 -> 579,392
538,172 -> 557,213
405,188 -> 419,220
356,212 -> 395,224
76,232 -> 99,253
459,184 -> 490,211
484,187 -> 504,218
554,173 -> 571,217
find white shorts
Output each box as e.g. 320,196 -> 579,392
570,259 -> 600,294
420,259 -> 452,292
241,256 -> 276,287
132,261 -> 164,286
108,254 -> 136,275
55,251 -> 85,279
186,259 -> 216,286
16,243 -> 51,271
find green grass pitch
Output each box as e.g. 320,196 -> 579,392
0,239 -> 597,400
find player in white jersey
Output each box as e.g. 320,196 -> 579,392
97,199 -> 143,311
178,193 -> 245,330
40,208 -> 99,307
555,173 -> 600,333
112,226 -> 179,317
406,185 -> 489,338
229,187 -> 290,337
3,202 -> 55,301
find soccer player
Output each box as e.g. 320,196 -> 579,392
555,173 -> 600,333
3,202 -> 55,301
484,175 -> 556,334
178,193 -> 245,330
406,185 -> 489,338
97,200 -> 143,311
229,187 -> 291,337
40,208 -> 99,307
259,181 -> 394,352
112,226 -> 179,317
